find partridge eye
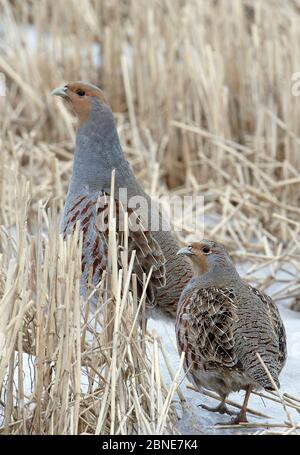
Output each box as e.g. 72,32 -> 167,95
202,246 -> 211,254
76,89 -> 85,97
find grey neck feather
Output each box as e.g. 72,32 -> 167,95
188,257 -> 240,290
67,99 -> 144,201
65,99 -> 169,232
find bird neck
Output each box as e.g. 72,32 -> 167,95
192,264 -> 240,289
68,103 -> 138,198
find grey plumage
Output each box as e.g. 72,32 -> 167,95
176,240 -> 287,423
53,81 -> 192,318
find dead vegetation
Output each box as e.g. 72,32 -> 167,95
0,0 -> 300,435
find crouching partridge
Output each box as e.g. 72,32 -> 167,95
176,240 -> 287,424
51,82 -> 192,318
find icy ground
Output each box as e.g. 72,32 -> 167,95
149,264 -> 300,435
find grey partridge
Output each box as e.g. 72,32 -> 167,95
176,240 -> 287,424
52,81 -> 193,318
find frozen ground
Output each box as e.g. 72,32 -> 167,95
149,264 -> 300,435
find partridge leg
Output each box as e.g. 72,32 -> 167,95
229,385 -> 252,424
199,395 -> 236,416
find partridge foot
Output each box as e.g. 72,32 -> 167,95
229,410 -> 248,424
215,410 -> 248,426
199,401 -> 237,416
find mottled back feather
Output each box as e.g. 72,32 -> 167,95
176,281 -> 286,391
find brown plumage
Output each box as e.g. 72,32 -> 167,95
52,81 -> 192,317
176,240 -> 287,423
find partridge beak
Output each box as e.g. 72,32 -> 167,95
177,247 -> 193,256
51,86 -> 68,99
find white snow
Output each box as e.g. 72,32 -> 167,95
0,23 -> 102,69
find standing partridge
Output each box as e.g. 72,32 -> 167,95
176,240 -> 287,424
51,82 -> 193,318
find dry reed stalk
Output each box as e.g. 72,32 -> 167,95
0,0 -> 300,435
0,176 -> 182,434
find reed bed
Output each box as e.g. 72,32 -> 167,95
0,0 -> 300,435
0,176 -> 182,434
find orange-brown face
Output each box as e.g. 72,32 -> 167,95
51,81 -> 108,124
177,240 -> 227,275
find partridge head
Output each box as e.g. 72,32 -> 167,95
177,240 -> 239,286
52,81 -> 109,124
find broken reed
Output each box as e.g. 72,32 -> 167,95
0,177 -> 182,434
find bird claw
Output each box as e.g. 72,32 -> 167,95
229,412 -> 248,425
199,402 -> 237,416
215,412 -> 248,426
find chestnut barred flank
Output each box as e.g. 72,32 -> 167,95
57,81 -> 193,318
